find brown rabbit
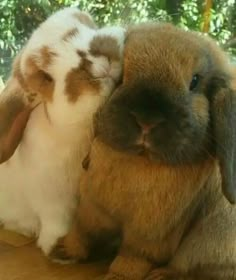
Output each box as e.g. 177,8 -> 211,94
51,23 -> 236,279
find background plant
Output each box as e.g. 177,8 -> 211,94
0,0 -> 235,80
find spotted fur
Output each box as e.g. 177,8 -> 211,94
0,7 -> 125,255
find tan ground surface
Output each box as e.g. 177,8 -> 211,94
0,227 -> 108,280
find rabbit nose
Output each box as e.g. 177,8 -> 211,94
131,112 -> 157,133
138,122 -> 156,134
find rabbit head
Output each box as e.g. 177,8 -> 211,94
94,23 -> 236,203
0,7 -> 125,163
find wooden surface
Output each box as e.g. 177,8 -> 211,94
0,228 -> 108,280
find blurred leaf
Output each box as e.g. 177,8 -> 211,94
0,0 -> 235,81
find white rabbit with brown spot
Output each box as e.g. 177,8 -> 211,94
0,7 -> 125,256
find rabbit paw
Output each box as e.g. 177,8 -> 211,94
94,272 -> 130,280
102,273 -> 128,279
145,269 -> 178,280
48,236 -> 88,264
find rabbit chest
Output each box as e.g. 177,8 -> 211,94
0,105 -> 90,234
80,139 -> 216,240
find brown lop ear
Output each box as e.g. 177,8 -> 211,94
210,73 -> 236,204
0,41 -> 56,164
21,47 -> 56,102
0,52 -> 34,164
0,79 -> 31,163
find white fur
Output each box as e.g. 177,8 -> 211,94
0,8 -> 125,255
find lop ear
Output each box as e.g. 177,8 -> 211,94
0,79 -> 31,163
22,52 -> 55,102
210,72 -> 236,204
0,44 -> 57,163
0,54 -> 33,163
74,11 -> 97,29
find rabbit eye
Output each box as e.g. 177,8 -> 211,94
189,74 -> 200,91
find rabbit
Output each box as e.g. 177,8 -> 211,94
0,7 -> 125,256
50,22 -> 236,279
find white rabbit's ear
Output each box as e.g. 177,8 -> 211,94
73,11 -> 97,29
21,47 -> 56,102
0,53 -> 34,163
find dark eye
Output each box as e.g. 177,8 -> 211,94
189,74 -> 200,91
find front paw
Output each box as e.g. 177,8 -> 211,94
101,272 -> 128,279
145,269 -> 177,280
49,236 -> 88,264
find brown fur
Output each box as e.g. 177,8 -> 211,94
23,46 -> 57,102
0,95 -> 26,135
46,23 -> 236,279
39,46 -> 57,70
12,47 -> 56,103
0,10 -> 124,164
90,35 -> 121,61
65,35 -> 123,102
65,65 -> 100,102
0,52 -> 34,163
62,28 -> 80,42
73,12 -> 97,29
0,42 -> 58,163
0,77 -> 31,162
24,57 -> 54,102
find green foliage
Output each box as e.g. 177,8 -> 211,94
0,0 -> 235,80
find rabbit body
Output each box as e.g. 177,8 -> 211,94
0,104 -> 91,254
0,7 -> 125,255
72,141 -> 236,280
51,22 -> 236,279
